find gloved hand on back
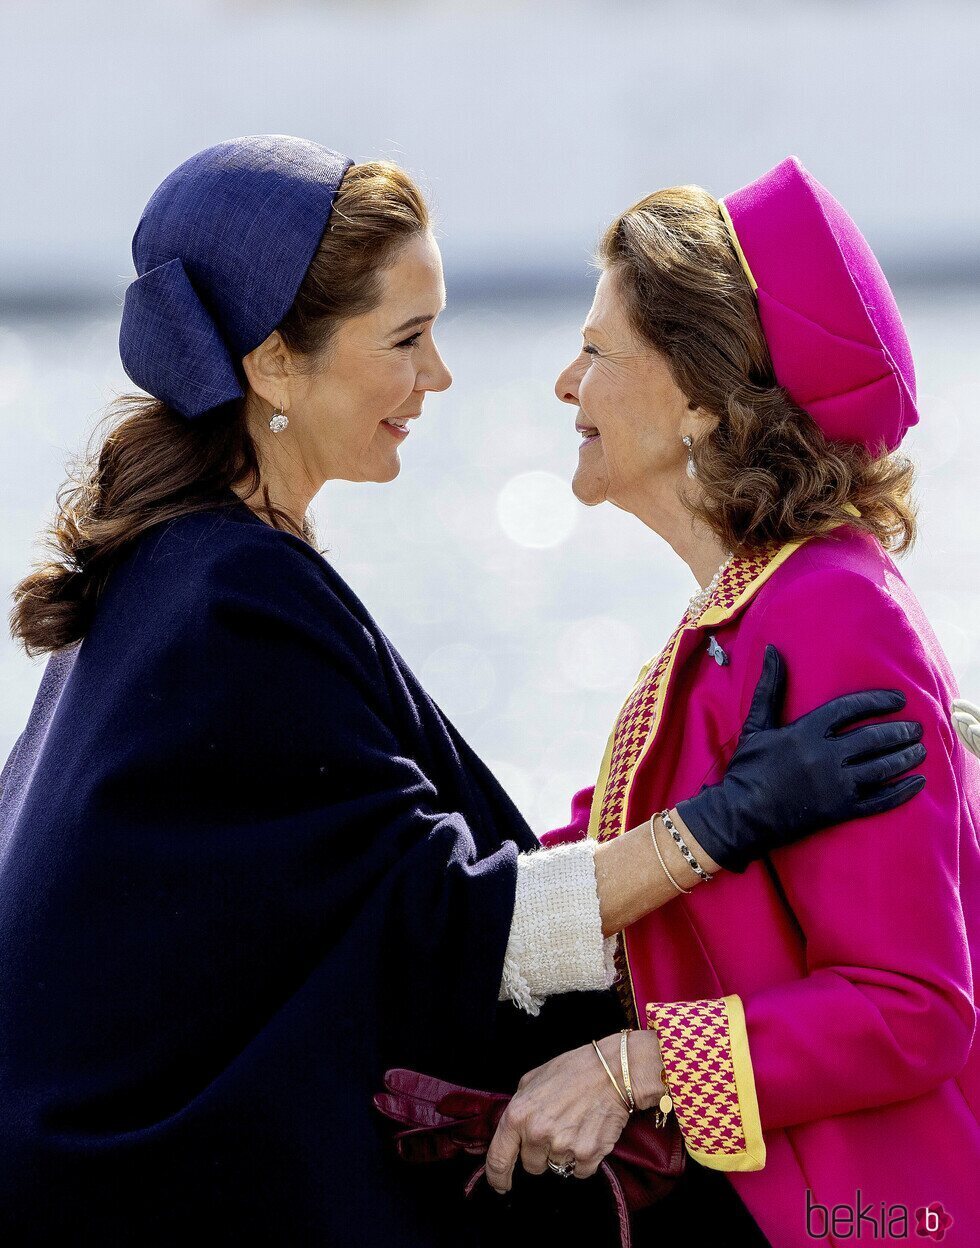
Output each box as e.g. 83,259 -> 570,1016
676,644 -> 927,874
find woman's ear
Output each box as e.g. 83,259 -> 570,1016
684,403 -> 720,441
241,330 -> 292,408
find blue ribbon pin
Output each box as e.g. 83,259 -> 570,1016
707,634 -> 729,666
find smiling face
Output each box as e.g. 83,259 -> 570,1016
555,267 -> 708,516
242,229 -> 452,504
291,230 -> 452,484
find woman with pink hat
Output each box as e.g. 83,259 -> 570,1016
476,157 -> 980,1244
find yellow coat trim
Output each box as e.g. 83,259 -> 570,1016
646,994 -> 766,1173
696,538 -> 807,630
586,620 -> 692,1023
718,995 -> 767,1171
586,624 -> 689,843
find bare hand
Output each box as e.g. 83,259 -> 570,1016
484,1030 -> 665,1193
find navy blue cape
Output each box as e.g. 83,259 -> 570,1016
0,497 -> 621,1246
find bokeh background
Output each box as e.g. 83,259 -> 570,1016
3,0 -> 978,831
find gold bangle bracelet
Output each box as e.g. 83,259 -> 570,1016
591,1038 -> 633,1114
619,1029 -> 636,1113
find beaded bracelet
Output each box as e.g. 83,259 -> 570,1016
660,809 -> 715,883
649,814 -> 692,896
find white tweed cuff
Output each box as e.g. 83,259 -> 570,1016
499,839 -> 617,1016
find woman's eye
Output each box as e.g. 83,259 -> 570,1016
583,344 -> 600,357
396,331 -> 424,349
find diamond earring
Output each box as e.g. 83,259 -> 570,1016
269,403 -> 289,434
682,434 -> 696,479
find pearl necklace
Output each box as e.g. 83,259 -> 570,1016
687,552 -> 734,620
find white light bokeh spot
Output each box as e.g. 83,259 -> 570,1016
496,470 -> 577,549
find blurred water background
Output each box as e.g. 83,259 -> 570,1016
2,0 -> 979,831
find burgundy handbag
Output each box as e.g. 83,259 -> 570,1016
373,1068 -> 686,1248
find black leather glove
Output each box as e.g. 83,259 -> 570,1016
675,644 -> 927,873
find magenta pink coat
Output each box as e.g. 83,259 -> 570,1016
545,522 -> 980,1245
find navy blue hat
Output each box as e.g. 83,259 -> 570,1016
119,135 -> 353,420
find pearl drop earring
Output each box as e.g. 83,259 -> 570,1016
682,434 -> 696,479
269,402 -> 288,434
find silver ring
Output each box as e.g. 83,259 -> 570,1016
547,1157 -> 577,1179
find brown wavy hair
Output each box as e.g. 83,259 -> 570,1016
10,161 -> 430,658
599,185 -> 918,558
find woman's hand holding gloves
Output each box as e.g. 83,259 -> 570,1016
676,644 -> 927,873
483,1030 -> 667,1194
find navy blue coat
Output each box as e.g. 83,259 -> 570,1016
0,496 -> 621,1246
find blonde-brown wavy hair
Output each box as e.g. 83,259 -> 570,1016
599,185 -> 918,558
10,162 -> 429,658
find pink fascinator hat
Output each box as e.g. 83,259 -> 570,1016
718,156 -> 918,455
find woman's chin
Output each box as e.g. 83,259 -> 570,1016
571,464 -> 607,507
368,454 -> 402,484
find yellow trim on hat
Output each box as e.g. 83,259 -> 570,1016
718,199 -> 758,294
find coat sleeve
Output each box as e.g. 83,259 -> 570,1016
649,564 -> 975,1156
0,520 -> 525,1132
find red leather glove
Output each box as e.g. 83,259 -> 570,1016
374,1068 -> 685,1248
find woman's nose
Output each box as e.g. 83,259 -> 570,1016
421,343 -> 453,393
555,360 -> 580,405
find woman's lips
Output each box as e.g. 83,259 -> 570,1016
382,412 -> 420,441
577,426 -> 600,445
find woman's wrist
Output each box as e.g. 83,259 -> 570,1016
607,1029 -> 664,1113
593,805 -> 722,935
665,806 -> 723,877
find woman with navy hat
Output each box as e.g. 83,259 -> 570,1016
479,158 -> 980,1245
0,138 -> 929,1245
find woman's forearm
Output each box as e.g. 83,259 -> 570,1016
593,808 -> 721,936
